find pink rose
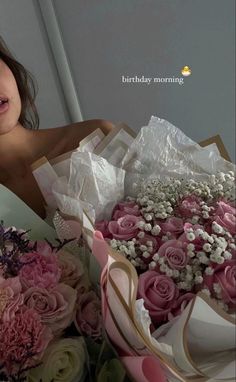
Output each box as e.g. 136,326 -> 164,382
95,220 -> 112,239
158,240 -> 188,270
108,215 -> 142,240
178,195 -> 203,218
160,217 -> 184,237
213,201 -> 236,235
24,283 -> 77,335
0,307 -> 53,375
169,293 -> 195,320
19,252 -> 61,291
58,250 -> 84,288
75,290 -> 102,340
138,271 -> 179,325
0,276 -> 24,322
112,201 -> 141,220
203,260 -> 236,310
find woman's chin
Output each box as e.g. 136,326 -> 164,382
0,121 -> 19,135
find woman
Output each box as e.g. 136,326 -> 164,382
0,36 -> 114,218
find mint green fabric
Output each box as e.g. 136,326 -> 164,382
0,185 -> 56,242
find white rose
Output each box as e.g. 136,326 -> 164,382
27,337 -> 86,382
58,250 -> 85,288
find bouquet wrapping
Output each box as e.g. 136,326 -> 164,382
0,187 -> 128,382
32,117 -> 236,382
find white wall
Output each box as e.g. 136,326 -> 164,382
53,0 -> 235,158
0,0 -> 69,129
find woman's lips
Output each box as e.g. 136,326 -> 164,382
0,100 -> 9,114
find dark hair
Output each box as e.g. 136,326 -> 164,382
0,36 -> 39,129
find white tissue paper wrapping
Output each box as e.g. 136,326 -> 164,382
40,116 -> 235,381
52,116 -> 235,221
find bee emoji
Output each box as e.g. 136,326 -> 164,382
181,66 -> 191,77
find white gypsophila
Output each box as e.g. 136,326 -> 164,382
147,247 -> 153,254
149,261 -> 156,270
213,283 -> 222,295
201,288 -> 211,297
198,253 -> 210,265
194,275 -> 203,284
140,245 -> 147,252
186,232 -> 196,241
187,251 -> 195,258
144,223 -> 152,231
203,243 -> 212,252
144,214 -> 153,221
223,251 -> 232,260
212,222 -> 224,234
110,239 -> 118,249
152,253 -> 159,262
160,264 -> 168,273
151,225 -> 161,236
131,259 -> 138,267
186,273 -> 193,281
215,256 -> 225,264
137,220 -> 145,229
187,243 -> 195,251
137,231 -> 145,239
143,251 -> 151,259
166,269 -> 174,277
191,215 -> 200,224
136,172 -> 235,220
172,269 -> 180,278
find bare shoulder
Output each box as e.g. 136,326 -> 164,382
40,119 -> 115,160
64,119 -> 115,138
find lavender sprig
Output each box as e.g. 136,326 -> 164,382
0,221 -> 36,277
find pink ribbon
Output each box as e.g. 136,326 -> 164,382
93,231 -> 167,382
121,356 -> 167,382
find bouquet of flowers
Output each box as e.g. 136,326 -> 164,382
96,172 -> 236,321
0,218 -> 127,382
32,117 -> 236,381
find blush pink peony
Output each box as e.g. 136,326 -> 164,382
19,252 -> 61,291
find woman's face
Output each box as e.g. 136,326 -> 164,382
0,59 -> 21,135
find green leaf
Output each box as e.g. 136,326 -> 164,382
97,359 -> 126,382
